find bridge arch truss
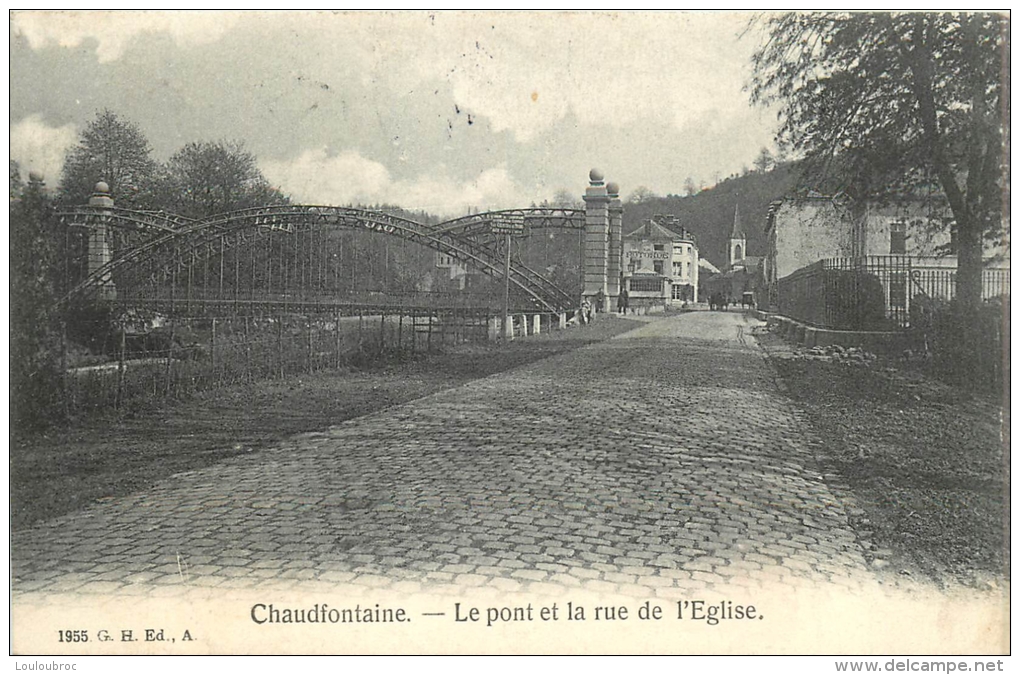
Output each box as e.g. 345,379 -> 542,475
58,205 -> 587,316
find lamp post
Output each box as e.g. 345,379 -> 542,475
491,214 -> 524,340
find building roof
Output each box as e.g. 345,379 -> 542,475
699,258 -> 721,274
730,204 -> 744,240
729,256 -> 763,274
624,218 -> 684,242
625,214 -> 698,244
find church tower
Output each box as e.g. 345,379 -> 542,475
728,203 -> 746,268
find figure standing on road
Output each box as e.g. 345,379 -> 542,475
618,288 -> 629,315
581,297 -> 593,324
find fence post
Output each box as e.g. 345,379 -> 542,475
335,307 -> 342,369
114,325 -> 126,410
398,312 -> 404,356
165,318 -> 175,396
278,316 -> 285,379
410,309 -> 417,355
379,313 -> 386,355
427,311 -> 434,352
243,316 -> 252,381
211,317 -> 217,375
60,320 -> 69,419
307,319 -> 314,372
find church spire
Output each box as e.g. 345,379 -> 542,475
730,203 -> 744,239
729,203 -> 746,268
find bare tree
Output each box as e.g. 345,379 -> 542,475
683,176 -> 698,197
626,186 -> 659,204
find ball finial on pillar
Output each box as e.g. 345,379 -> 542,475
89,180 -> 114,208
589,168 -> 605,186
606,181 -> 620,198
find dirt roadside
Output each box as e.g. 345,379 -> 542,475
756,327 -> 1009,591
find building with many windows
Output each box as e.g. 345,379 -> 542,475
622,215 -> 699,310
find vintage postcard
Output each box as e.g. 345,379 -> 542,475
8,10 -> 1009,658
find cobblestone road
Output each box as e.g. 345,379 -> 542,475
12,311 -> 880,599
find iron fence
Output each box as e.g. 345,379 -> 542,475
777,256 -> 1010,330
59,305 -> 522,419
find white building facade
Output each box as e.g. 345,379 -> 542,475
623,215 -> 699,309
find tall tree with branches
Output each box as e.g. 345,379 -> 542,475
58,109 -> 160,208
159,140 -> 287,219
749,12 -> 1008,305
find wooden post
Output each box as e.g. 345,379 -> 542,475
244,315 -> 252,381
165,318 -> 175,396
410,309 -> 417,355
60,321 -> 69,418
307,319 -> 313,372
115,325 -> 126,409
398,312 -> 404,356
427,311 -> 433,352
335,307 -> 342,369
379,313 -> 386,355
278,316 -> 285,379
210,317 -> 217,374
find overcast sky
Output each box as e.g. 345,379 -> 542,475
10,10 -> 778,216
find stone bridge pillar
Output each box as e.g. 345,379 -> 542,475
583,169 -> 610,312
87,181 -> 116,300
607,181 -> 623,308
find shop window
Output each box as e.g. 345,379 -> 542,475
630,278 -> 660,292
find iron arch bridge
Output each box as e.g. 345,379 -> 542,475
57,204 -> 587,316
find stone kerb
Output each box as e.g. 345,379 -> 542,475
769,314 -> 915,354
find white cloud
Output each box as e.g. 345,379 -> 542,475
11,10 -> 239,62
263,148 -> 392,206
298,11 -> 757,142
10,115 -> 78,183
263,148 -> 527,217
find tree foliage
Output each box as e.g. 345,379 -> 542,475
626,186 -> 659,204
159,140 -> 288,219
752,147 -> 777,174
58,109 -> 160,208
681,175 -> 697,196
549,188 -> 583,209
749,12 -> 1008,304
10,175 -> 65,430
10,160 -> 24,200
